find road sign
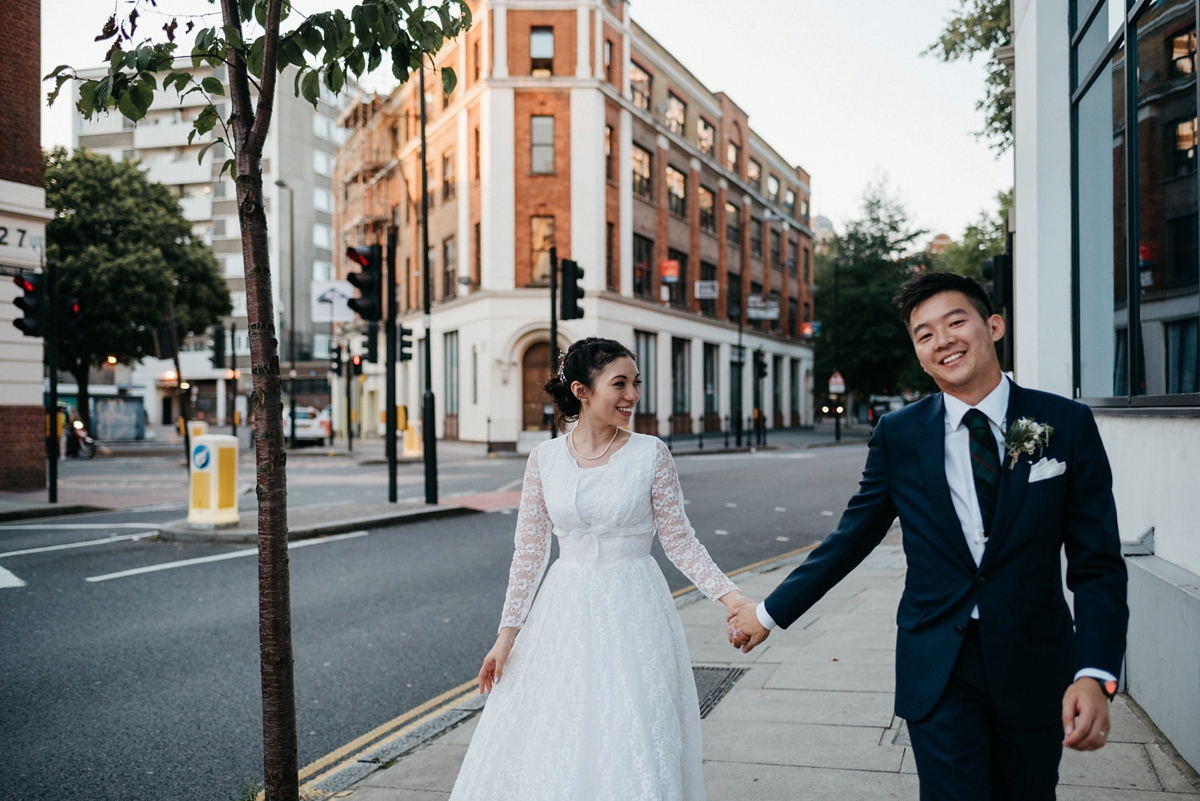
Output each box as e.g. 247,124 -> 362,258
694,280 -> 719,299
746,294 -> 780,321
828,371 -> 846,395
660,259 -> 680,284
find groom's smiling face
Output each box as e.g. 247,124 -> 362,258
909,290 -> 1005,400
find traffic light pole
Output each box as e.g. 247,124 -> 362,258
46,256 -> 58,503
385,229 -> 398,503
229,322 -> 238,440
419,60 -> 438,505
344,345 -> 353,454
549,246 -> 558,439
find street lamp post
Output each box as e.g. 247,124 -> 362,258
275,179 -> 298,449
419,58 -> 438,504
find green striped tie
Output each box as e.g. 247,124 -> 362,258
964,409 -> 1001,534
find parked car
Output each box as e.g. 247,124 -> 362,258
282,406 -> 328,445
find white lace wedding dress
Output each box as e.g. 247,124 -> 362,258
449,432 -> 738,801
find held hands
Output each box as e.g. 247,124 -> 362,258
1061,677 -> 1111,751
478,627 -> 517,694
720,592 -> 769,653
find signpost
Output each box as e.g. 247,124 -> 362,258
828,370 -> 845,442
746,294 -> 780,321
694,280 -> 719,299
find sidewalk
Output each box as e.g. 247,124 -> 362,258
316,544 -> 1200,800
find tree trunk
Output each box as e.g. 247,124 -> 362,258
219,1 -> 297,799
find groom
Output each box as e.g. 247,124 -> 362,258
728,272 -> 1128,799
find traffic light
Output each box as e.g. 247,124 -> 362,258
330,347 -> 343,376
351,353 -> 363,376
60,296 -> 83,342
982,252 -> 1012,312
561,259 -> 585,320
346,244 -> 383,321
12,274 -> 46,337
755,359 -> 768,381
365,321 -> 379,363
209,324 -> 226,368
398,325 -> 413,362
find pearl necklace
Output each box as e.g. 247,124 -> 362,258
568,427 -> 620,461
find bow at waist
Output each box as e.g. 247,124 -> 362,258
555,527 -> 655,564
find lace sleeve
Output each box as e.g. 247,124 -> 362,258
651,439 -> 739,602
498,447 -> 554,630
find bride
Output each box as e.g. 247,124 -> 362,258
449,337 -> 754,801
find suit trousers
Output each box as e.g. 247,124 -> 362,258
906,620 -> 1063,801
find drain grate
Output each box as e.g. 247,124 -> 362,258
693,666 -> 748,718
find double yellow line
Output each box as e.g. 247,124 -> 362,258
300,542 -> 817,791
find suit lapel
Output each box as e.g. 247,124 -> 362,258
915,394 -> 979,574
979,381 -> 1035,571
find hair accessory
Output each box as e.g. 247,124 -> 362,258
556,356 -> 566,383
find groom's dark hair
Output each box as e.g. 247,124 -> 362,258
893,271 -> 994,328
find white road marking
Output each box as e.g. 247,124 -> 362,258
0,533 -> 155,558
0,523 -> 159,531
775,507 -> 787,512
85,530 -> 369,583
0,565 -> 27,588
776,536 -> 790,542
821,511 -> 835,517
725,503 -> 737,508
714,530 -> 729,536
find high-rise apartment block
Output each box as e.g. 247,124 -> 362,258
336,0 -> 816,449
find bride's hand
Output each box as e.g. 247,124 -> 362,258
478,629 -> 516,694
718,590 -> 753,614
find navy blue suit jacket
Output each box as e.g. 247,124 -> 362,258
764,382 -> 1128,728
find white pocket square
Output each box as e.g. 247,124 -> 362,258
1028,457 -> 1066,482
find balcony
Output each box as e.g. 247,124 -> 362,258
178,194 -> 213,221
144,158 -> 213,187
135,121 -> 208,150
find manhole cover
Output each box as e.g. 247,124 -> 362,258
693,666 -> 748,718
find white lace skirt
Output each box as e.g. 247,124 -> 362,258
449,554 -> 705,801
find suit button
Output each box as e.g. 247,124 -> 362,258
975,575 -> 986,587
954,625 -> 964,636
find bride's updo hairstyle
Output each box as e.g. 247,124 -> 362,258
543,337 -> 636,424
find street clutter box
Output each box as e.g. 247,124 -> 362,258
187,435 -> 239,527
188,420 -> 209,440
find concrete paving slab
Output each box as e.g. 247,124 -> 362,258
359,744 -> 468,793
799,611 -> 899,632
702,757 -> 919,800
1057,788 -> 1199,800
435,716 -> 480,747
1059,743 -> 1161,791
766,658 -> 895,693
1148,744 -> 1200,794
704,687 -> 896,728
686,640 -> 774,664
702,720 -> 903,773
764,645 -> 897,666
337,787 -> 448,801
1109,696 -> 1163,744
799,628 -> 901,651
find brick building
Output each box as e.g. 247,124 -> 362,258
335,0 -> 816,449
0,0 -> 53,489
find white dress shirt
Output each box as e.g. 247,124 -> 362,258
755,378 -> 1115,686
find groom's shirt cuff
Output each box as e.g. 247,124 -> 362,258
756,602 -> 777,631
1075,667 -> 1118,685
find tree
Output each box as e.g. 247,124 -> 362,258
925,0 -> 1013,153
934,188 -> 1012,281
43,147 -> 230,432
46,3 -> 470,799
813,180 -> 935,403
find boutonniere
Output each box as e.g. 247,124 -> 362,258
1002,417 -> 1054,470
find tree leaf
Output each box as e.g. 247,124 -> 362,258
195,104 -> 218,135
367,43 -> 382,73
346,48 -> 365,78
220,158 -> 236,180
223,24 -> 245,51
77,81 -> 97,115
202,76 -> 225,96
325,61 -> 345,94
441,66 -> 456,96
300,69 -> 320,107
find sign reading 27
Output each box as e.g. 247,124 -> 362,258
0,226 -> 28,247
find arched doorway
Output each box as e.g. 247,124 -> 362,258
522,342 -> 552,430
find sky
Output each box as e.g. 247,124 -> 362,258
40,0 -> 1012,240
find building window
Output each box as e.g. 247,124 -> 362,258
767,174 -> 780,203
697,118 -> 715,157
749,281 -> 763,329
444,331 -> 460,415
727,273 -> 742,321
788,238 -> 799,275
531,116 -> 554,173
442,236 -> 457,300
772,354 -> 783,409
530,27 -> 554,76
785,189 -> 796,217
788,298 -> 799,338
474,222 -> 481,285
630,61 -> 651,110
803,247 -> 810,283
725,201 -> 741,243
605,125 -> 614,181
442,151 -> 455,200
750,219 -> 763,257
531,216 -> 555,283
666,165 -> 687,216
665,93 -> 686,136
703,343 -> 719,414
634,234 -> 654,298
726,141 -> 740,174
769,291 -> 782,334
313,260 -> 333,282
747,159 -> 761,191
313,186 -> 334,213
473,39 -> 481,81
634,331 -> 657,415
700,261 -> 717,316
770,229 -> 782,267
800,198 -> 809,221
671,338 -> 690,416
604,39 -> 613,83
473,126 -> 480,180
231,291 -> 247,317
1073,0 -> 1200,400
666,248 -> 688,308
471,344 -> 478,405
789,359 -> 801,416
699,186 -> 715,232
632,144 -> 652,198
606,222 -> 617,289
313,223 -> 332,249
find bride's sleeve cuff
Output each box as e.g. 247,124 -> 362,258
756,602 -> 777,631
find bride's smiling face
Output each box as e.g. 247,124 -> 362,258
575,356 -> 641,429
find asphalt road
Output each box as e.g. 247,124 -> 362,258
0,442 -> 870,801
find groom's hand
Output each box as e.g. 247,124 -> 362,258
1062,678 -> 1111,751
727,604 -> 769,653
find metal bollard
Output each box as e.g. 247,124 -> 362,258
724,416 -> 730,449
